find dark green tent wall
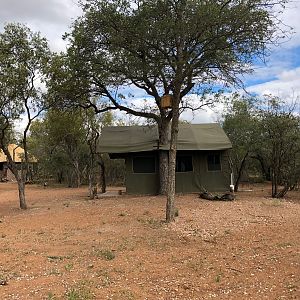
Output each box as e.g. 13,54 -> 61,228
98,124 -> 232,194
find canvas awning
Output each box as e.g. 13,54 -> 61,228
98,123 -> 232,153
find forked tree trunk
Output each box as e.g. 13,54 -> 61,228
252,154 -> 271,181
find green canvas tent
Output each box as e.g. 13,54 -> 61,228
98,124 -> 232,194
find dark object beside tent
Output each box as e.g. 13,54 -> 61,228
199,191 -> 235,201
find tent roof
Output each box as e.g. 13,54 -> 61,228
0,144 -> 37,163
98,123 -> 232,153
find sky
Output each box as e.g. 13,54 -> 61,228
1,0 -> 300,124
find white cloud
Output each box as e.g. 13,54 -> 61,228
0,0 -> 82,52
240,2 -> 300,87
279,1 -> 300,49
247,66 -> 300,100
244,56 -> 292,84
180,108 -> 219,124
0,0 -> 79,24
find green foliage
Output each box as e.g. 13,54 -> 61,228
28,108 -> 125,186
64,263 -> 74,272
0,23 -> 50,128
95,249 -> 116,260
258,96 -> 300,197
223,96 -> 258,146
28,108 -> 90,186
223,95 -> 259,190
0,23 -> 50,135
62,0 -> 287,116
215,273 -> 222,283
224,94 -> 300,197
65,280 -> 94,300
46,292 -> 57,300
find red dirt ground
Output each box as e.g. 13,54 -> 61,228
0,183 -> 299,300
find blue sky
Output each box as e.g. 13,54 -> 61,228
0,0 -> 299,124
245,1 -> 300,99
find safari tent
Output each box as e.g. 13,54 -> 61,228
98,124 -> 232,194
0,144 -> 36,181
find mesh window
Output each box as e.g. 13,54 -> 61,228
207,154 -> 221,171
133,156 -> 156,173
176,156 -> 193,172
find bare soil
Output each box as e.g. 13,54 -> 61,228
0,183 -> 299,300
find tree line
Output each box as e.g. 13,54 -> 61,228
0,0 -> 292,221
223,95 -> 300,198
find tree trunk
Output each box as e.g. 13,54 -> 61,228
2,147 -> 27,209
67,170 -> 74,187
234,152 -> 249,192
10,166 -> 27,209
88,172 -> 94,199
57,171 -> 63,184
159,151 -> 169,194
73,160 -> 81,187
17,179 -> 27,209
166,148 -> 176,222
271,167 -> 278,198
99,156 -> 106,193
166,101 -> 180,223
158,119 -> 170,195
251,154 -> 270,181
275,185 -> 289,198
88,153 -> 95,198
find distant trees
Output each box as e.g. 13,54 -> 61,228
42,109 -> 89,187
223,96 -> 258,192
28,109 -> 125,191
223,95 -> 300,198
259,97 -> 300,197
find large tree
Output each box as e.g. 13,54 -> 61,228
54,0 -> 288,221
0,23 -> 50,209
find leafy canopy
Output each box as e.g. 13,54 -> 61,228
63,0 -> 287,116
0,23 -> 50,141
